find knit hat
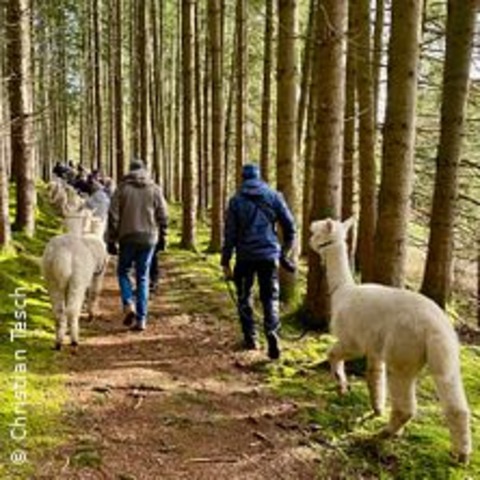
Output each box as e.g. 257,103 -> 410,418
242,164 -> 260,180
129,158 -> 145,171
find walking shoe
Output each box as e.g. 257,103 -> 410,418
131,322 -> 146,332
122,305 -> 136,327
267,333 -> 280,360
243,336 -> 258,351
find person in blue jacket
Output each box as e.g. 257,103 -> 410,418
221,163 -> 296,359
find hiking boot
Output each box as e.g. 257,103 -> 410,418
267,333 -> 280,360
122,304 -> 136,327
243,336 -> 258,351
131,323 -> 146,332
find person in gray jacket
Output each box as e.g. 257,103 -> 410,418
107,159 -> 168,331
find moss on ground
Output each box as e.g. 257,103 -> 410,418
171,207 -> 480,480
0,184 -> 67,479
1,195 -> 479,479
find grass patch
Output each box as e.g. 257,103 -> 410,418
0,183 -> 67,478
166,206 -> 480,479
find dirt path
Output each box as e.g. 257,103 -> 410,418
36,252 -> 319,479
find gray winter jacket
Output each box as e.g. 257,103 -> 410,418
107,169 -> 168,246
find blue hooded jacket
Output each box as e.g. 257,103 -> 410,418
221,178 -> 296,265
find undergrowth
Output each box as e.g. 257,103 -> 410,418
0,184 -> 67,479
170,205 -> 480,480
1,195 -> 479,479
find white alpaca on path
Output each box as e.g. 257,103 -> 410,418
42,217 -> 108,350
309,218 -> 471,463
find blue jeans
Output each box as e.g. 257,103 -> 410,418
233,259 -> 280,341
117,243 -> 155,325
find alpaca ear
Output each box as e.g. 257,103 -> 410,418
342,217 -> 355,233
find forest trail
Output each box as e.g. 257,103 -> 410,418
36,251 -> 319,479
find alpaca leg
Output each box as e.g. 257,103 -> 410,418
86,274 -> 104,322
328,342 -> 349,394
381,371 -> 417,437
66,283 -> 87,347
50,289 -> 66,350
366,357 -> 386,416
433,372 -> 471,463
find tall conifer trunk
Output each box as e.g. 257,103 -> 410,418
421,0 -> 477,307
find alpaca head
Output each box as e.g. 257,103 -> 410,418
309,217 -> 355,254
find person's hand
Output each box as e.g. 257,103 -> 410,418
157,225 -> 167,252
157,236 -> 166,252
107,242 -> 118,256
280,249 -> 296,273
223,265 -> 234,281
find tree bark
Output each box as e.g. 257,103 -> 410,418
355,0 -> 377,282
277,0 -> 298,303
305,0 -> 347,328
7,0 -> 36,236
113,0 -> 124,180
421,0 -> 477,307
208,0 -> 224,252
260,0 -> 273,183
181,0 -> 196,249
373,0 -> 423,287
235,0 -> 247,187
0,26 -> 11,247
342,3 -> 356,223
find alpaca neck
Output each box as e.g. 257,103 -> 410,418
322,242 -> 355,293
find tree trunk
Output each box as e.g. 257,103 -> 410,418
277,0 -> 298,304
296,0 -> 316,157
305,0 -> 347,328
342,3 -> 356,223
355,0 -> 377,282
113,0 -> 124,180
373,0 -> 385,125
372,0 -> 423,287
92,0 -> 102,170
260,0 -> 273,183
174,3 -> 182,202
421,0 -> 477,307
0,31 -> 11,247
137,0 -> 148,164
181,0 -> 196,249
300,0 -> 321,256
235,0 -> 247,187
194,3 -> 204,220
7,0 -> 36,236
208,0 -> 224,252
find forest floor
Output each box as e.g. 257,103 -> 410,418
2,194 -> 480,479
34,252 -> 321,479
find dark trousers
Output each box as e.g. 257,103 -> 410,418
233,259 -> 280,341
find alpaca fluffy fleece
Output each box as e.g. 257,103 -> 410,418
48,179 -> 85,215
309,218 -> 471,463
42,219 -> 107,350
63,209 -> 93,235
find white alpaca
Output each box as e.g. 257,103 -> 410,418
63,209 -> 93,235
309,218 -> 471,463
42,217 -> 108,350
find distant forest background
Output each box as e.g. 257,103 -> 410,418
0,0 -> 479,327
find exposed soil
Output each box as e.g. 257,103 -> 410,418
35,253 -> 320,479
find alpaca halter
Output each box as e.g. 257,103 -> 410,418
316,239 -> 342,295
317,239 -> 337,251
